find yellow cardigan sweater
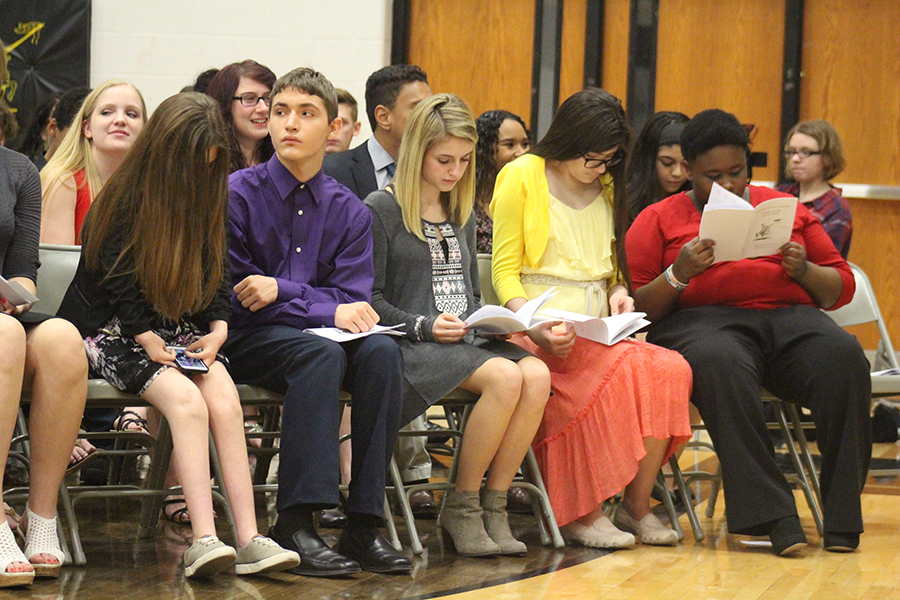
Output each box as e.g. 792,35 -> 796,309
489,153 -> 622,306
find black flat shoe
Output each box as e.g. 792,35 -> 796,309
768,515 -> 807,557
338,527 -> 412,574
268,526 -> 360,577
824,532 -> 859,552
319,508 -> 349,529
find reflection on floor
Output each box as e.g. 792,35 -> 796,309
6,439 -> 900,599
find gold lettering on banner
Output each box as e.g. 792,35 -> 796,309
2,22 -> 45,105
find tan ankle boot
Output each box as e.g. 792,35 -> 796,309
480,489 -> 527,556
439,490 -> 501,557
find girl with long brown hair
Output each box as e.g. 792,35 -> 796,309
492,88 -> 692,548
57,92 -> 299,578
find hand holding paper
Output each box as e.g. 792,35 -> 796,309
0,276 -> 39,310
465,288 -> 558,334
538,308 -> 650,345
698,182 -> 798,263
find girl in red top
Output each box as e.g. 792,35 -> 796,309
40,81 -> 146,245
626,108 -> 871,556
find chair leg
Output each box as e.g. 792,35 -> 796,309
705,464 -> 721,519
208,431 -> 238,542
773,401 -> 824,536
138,417 -> 172,538
785,403 -> 823,508
668,455 -> 704,541
522,448 -> 564,549
655,472 -> 685,542
57,479 -> 85,565
382,495 -> 402,552
389,456 -> 422,555
252,406 -> 280,487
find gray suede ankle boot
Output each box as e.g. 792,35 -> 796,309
439,490 -> 501,557
480,489 -> 527,556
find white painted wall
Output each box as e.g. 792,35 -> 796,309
90,0 -> 392,140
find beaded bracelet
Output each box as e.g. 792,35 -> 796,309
413,315 -> 426,341
664,265 -> 689,292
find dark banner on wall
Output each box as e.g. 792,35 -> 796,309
1,0 -> 91,149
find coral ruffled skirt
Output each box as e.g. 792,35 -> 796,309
512,334 -> 692,526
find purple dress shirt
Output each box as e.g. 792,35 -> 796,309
227,155 -> 374,330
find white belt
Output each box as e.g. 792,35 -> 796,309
520,273 -> 608,317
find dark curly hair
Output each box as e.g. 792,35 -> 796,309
475,110 -> 528,205
17,93 -> 59,160
626,111 -> 689,222
680,109 -> 748,164
205,60 -> 276,173
532,88 -> 632,288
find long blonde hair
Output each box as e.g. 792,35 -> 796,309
393,93 -> 477,241
83,93 -> 229,321
40,80 -> 147,208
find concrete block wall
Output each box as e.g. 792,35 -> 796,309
90,0 -> 392,141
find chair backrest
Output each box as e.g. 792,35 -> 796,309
477,253 -> 500,306
33,243 -> 81,317
825,262 -> 899,370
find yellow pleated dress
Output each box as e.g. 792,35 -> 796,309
511,193 -> 693,526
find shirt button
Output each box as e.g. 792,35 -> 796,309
298,210 -> 303,216
300,184 -> 306,189
295,247 -> 302,253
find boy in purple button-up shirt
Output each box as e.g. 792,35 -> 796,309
222,67 -> 410,577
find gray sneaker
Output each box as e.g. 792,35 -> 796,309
235,536 -> 300,575
183,536 -> 236,578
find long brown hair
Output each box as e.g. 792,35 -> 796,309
531,88 -> 632,288
84,92 -> 230,321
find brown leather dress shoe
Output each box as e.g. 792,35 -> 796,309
506,486 -> 533,514
408,490 -> 438,519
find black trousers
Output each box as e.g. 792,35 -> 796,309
223,326 -> 403,518
649,305 -> 871,535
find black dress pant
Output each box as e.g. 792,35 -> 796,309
649,305 -> 871,535
223,326 -> 403,518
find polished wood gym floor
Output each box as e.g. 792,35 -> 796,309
4,440 -> 900,600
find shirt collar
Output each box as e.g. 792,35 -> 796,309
265,153 -> 327,204
367,136 -> 394,172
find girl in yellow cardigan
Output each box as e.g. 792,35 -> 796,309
491,88 -> 692,548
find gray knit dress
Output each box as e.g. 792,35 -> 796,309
0,146 -> 41,288
366,189 -> 531,425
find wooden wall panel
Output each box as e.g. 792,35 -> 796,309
408,0 -> 535,127
842,197 -> 900,350
801,0 -> 900,186
559,0 -> 587,104
801,1 -> 900,352
655,0 -> 785,182
602,0 -> 630,106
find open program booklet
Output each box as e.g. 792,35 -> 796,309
465,288 -> 558,335
0,276 -> 38,306
698,182 -> 798,263
538,309 -> 650,345
303,324 -> 405,342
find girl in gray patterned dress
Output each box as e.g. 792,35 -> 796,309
57,93 -> 298,579
0,40 -> 87,586
366,94 -> 551,558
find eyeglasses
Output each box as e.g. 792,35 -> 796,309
582,152 -> 623,170
233,94 -> 271,107
783,149 -> 820,160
